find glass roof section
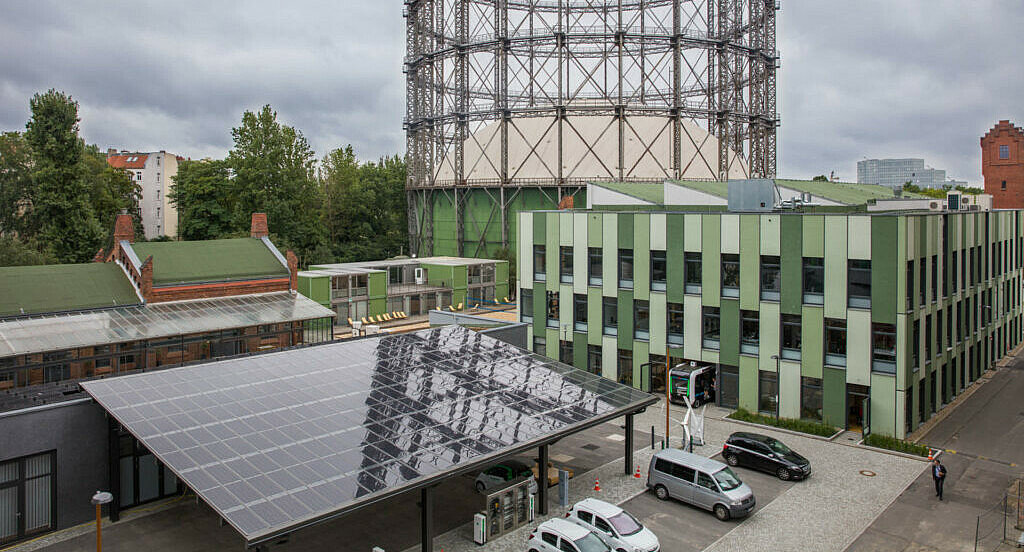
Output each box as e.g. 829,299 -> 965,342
81,326 -> 656,544
0,292 -> 334,358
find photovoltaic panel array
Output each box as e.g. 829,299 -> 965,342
81,325 -> 655,544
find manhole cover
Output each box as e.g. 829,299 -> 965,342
860,470 -> 877,477
581,444 -> 600,451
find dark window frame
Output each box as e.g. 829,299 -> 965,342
702,307 -> 721,350
781,314 -> 802,360
802,257 -> 824,304
559,246 -> 573,284
760,255 -> 781,301
588,248 -> 603,286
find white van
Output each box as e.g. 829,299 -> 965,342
646,448 -> 755,520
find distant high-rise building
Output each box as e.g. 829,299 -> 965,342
106,150 -> 180,239
857,158 -> 965,189
982,120 -> 1024,209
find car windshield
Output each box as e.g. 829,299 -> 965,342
607,511 -> 643,536
574,532 -> 612,552
766,439 -> 792,455
714,467 -> 742,491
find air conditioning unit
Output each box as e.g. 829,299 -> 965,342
415,267 -> 425,285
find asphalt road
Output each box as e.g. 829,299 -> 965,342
622,456 -> 795,551
846,359 -> 1024,552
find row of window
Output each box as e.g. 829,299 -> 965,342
533,245 -> 870,308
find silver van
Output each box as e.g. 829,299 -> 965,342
646,449 -> 756,521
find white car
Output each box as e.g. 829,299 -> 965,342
527,518 -> 611,552
565,498 -> 660,552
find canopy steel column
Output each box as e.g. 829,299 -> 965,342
624,413 -> 635,476
538,443 -> 549,516
421,487 -> 435,552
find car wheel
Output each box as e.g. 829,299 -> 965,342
528,549 -> 540,552
713,504 -> 730,521
725,453 -> 739,467
777,467 -> 791,481
475,481 -> 486,493
654,485 -> 670,501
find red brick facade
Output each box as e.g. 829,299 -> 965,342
982,120 -> 1024,209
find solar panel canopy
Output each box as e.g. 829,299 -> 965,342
82,326 -> 654,544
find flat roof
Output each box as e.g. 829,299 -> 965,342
0,263 -> 141,318
0,292 -> 334,358
81,326 -> 655,545
310,256 -> 501,274
129,238 -> 288,286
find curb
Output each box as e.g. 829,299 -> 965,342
720,417 -> 839,442
851,440 -> 933,462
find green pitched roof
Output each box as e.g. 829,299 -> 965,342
593,181 -> 664,204
672,180 -> 730,198
0,263 -> 140,317
130,238 -> 288,286
775,179 -> 925,205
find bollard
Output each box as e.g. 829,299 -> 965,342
651,425 -> 655,450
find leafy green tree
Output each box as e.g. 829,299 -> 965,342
24,90 -> 104,262
0,236 -> 55,266
227,105 -> 326,264
956,185 -> 984,195
170,158 -> 235,240
811,175 -> 829,182
0,132 -> 35,237
81,144 -> 143,241
491,246 -> 516,298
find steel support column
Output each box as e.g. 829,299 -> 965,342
421,486 -> 435,552
538,443 -> 549,516
107,417 -> 121,522
625,413 -> 635,476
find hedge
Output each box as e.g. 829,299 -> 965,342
726,408 -> 839,438
863,433 -> 931,457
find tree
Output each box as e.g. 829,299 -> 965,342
0,235 -> 55,266
81,144 -> 143,241
170,158 -> 235,240
0,132 -> 35,237
24,90 -> 104,263
956,185 -> 984,195
811,175 -> 829,182
227,105 -> 326,264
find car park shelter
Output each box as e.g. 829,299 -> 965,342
82,325 -> 656,550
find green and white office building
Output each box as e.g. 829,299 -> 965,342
518,204 -> 1024,438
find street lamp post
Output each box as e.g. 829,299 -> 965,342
770,355 -> 780,421
91,491 -> 113,552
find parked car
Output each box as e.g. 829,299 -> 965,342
722,432 -> 811,481
475,460 -> 536,493
565,498 -> 660,552
646,448 -> 755,521
528,518 -> 612,552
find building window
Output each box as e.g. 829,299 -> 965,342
588,248 -> 602,286
760,255 -> 781,301
801,377 -> 823,421
740,310 -> 759,355
872,323 -> 897,374
937,310 -> 944,355
520,289 -> 533,321
533,335 -> 546,356
650,251 -> 667,291
618,249 -> 634,289
667,302 -> 684,345
931,255 -> 938,303
559,247 -> 573,283
702,307 -> 720,349
758,371 -> 778,416
587,345 -> 602,375
1000,144 -> 1010,159
721,254 -> 740,297
946,306 -> 953,348
559,340 -> 573,365
617,349 -> 633,387
719,365 -> 739,409
573,294 -> 587,332
633,300 -> 650,340
781,314 -> 802,360
684,252 -> 702,293
906,260 -> 914,311
802,257 -> 824,304
533,245 -> 546,281
951,251 -> 958,292
546,291 -> 559,328
925,315 -> 932,360
848,259 -> 872,308
1003,180 -> 1008,190
602,297 -> 618,336
824,318 -> 847,367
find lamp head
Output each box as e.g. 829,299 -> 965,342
91,491 -> 113,505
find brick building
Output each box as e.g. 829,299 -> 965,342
982,120 -> 1024,209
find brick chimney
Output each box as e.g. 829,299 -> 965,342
250,213 -> 269,238
139,256 -> 154,303
113,210 -> 135,243
286,250 -> 298,290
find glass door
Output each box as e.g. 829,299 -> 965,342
0,451 -> 55,546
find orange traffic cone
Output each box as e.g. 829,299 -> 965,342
927,449 -> 934,461
594,477 -> 601,491
634,465 -> 642,479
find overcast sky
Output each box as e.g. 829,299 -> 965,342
1,1 -> 1020,184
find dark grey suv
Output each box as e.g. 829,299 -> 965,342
722,432 -> 811,481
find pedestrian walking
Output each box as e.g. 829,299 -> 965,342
932,459 -> 947,501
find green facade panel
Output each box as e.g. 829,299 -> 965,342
801,306 -> 824,379
533,281 -> 547,336
534,211 -> 547,243
802,216 -> 825,257
588,214 -> 603,248
719,298 -> 740,366
618,290 -> 634,350
871,216 -> 898,323
738,355 -> 759,411
823,367 -> 846,428
618,213 -> 634,249
587,288 -> 602,346
701,215 -> 721,306
666,214 -> 686,304
780,216 -> 803,315
634,214 -> 651,301
573,331 -> 587,369
739,215 -> 761,310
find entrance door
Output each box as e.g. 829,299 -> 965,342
117,433 -> 180,509
846,384 -> 870,431
0,452 -> 55,546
